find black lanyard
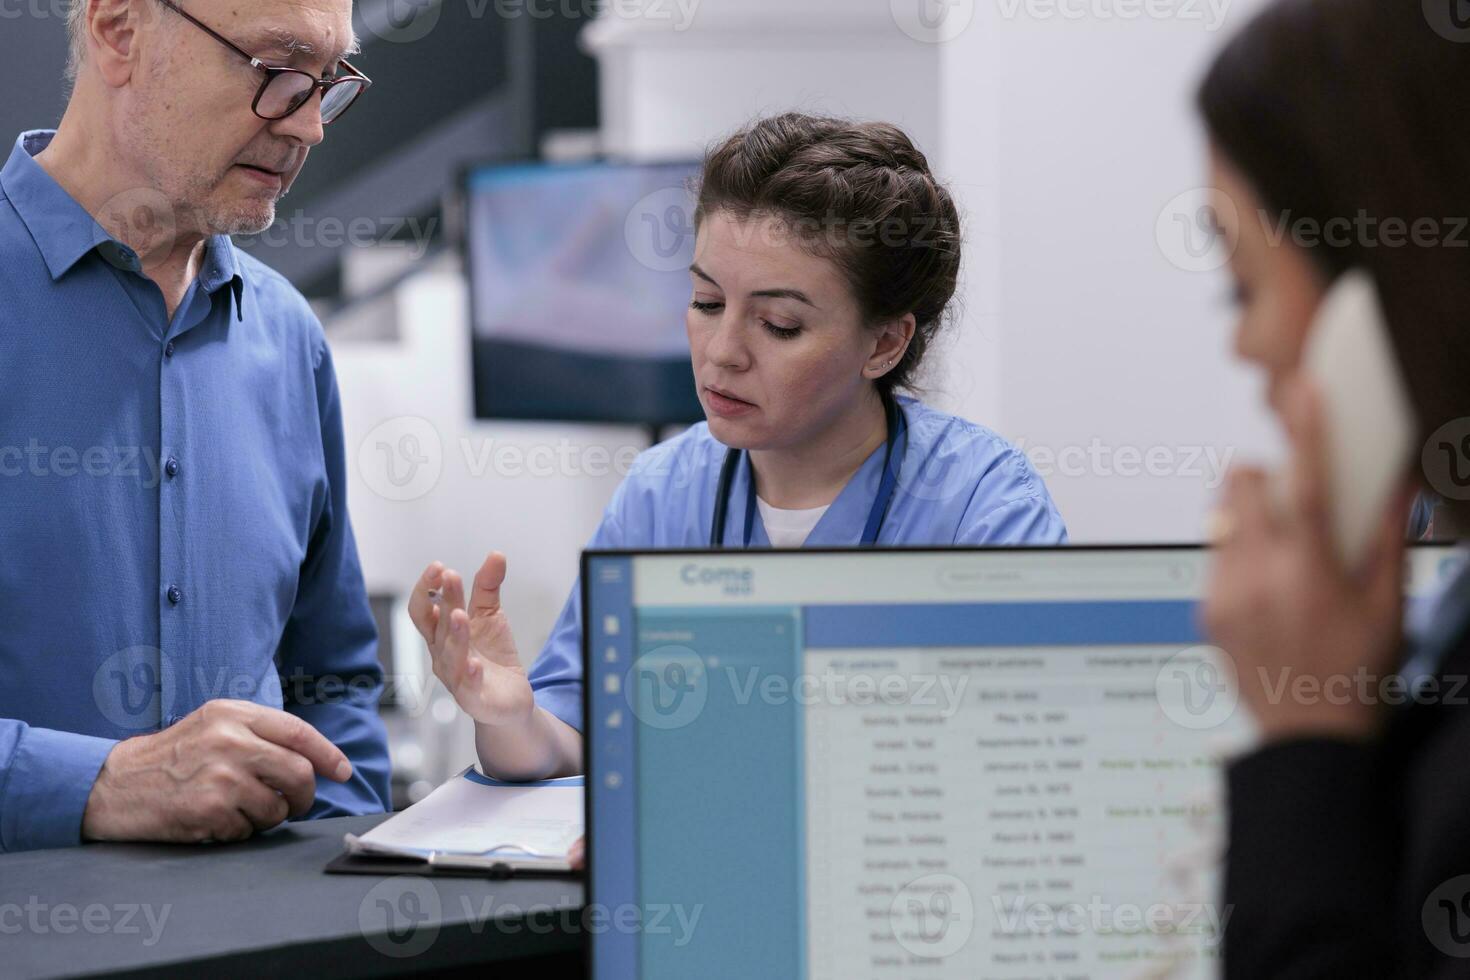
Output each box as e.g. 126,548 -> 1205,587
709,395 -> 907,548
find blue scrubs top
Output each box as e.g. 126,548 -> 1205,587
528,396 -> 1067,732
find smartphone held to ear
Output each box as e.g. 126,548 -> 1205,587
1292,269 -> 1416,569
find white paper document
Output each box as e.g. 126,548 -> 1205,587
344,767 -> 584,873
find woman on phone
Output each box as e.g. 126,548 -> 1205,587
1195,1 -> 1470,974
408,113 -> 1066,786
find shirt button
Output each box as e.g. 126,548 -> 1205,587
164,341 -> 176,359
165,456 -> 180,478
167,585 -> 182,605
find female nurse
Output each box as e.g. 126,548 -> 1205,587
408,112 -> 1067,786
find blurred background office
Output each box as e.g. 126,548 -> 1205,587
1,0 -> 1281,806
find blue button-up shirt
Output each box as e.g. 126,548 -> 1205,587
0,130 -> 390,851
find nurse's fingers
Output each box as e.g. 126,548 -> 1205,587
436,606 -> 470,677
407,562 -> 444,644
433,570 -> 465,652
469,552 -> 509,619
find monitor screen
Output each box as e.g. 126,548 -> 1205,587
583,545 -> 1462,979
465,160 -> 705,425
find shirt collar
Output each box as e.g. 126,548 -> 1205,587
2,130 -> 246,319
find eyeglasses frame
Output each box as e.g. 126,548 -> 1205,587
151,0 -> 372,125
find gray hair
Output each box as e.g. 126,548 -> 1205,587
64,4 -> 362,85
65,1 -> 86,84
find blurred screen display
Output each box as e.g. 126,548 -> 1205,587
467,161 -> 705,425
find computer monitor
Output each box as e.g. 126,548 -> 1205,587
464,160 -> 705,426
582,545 -> 1462,979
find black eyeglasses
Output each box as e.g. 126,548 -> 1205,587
153,0 -> 371,125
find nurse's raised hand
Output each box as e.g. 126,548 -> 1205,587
410,553 -> 535,726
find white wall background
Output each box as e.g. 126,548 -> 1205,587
935,0 -> 1281,541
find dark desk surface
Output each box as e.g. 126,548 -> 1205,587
0,814 -> 586,979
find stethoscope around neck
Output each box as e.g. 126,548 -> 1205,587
709,392 -> 908,548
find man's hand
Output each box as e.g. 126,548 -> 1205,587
409,553 -> 535,728
81,700 -> 353,844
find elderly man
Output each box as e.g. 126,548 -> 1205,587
0,0 -> 390,851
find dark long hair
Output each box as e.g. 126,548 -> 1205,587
1199,0 -> 1470,518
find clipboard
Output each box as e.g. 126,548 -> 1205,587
324,768 -> 583,879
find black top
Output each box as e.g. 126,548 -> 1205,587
1224,574 -> 1470,976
